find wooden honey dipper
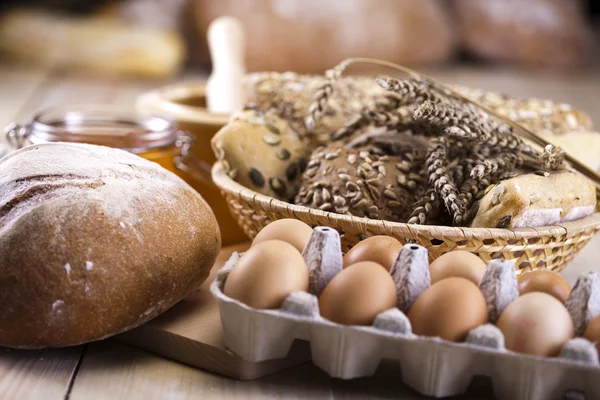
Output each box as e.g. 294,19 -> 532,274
206,16 -> 247,114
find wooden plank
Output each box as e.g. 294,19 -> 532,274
561,233 -> 600,285
12,70 -> 120,122
71,342 -> 496,399
117,242 -> 312,380
0,64 -> 49,128
0,63 -> 49,153
9,69 -> 169,123
0,66 -> 169,154
331,359 -> 495,400
69,341 -> 332,400
331,359 -> 422,400
0,346 -> 83,400
105,75 -> 172,108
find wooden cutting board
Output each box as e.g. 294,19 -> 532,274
117,242 -> 311,380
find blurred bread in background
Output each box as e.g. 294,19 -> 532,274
0,9 -> 185,77
0,0 -> 596,76
190,0 -> 457,73
455,0 -> 592,69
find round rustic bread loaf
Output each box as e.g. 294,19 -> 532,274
0,142 -> 221,348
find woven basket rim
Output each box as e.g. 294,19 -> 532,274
212,161 -> 600,240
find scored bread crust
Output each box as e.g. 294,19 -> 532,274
0,143 -> 221,348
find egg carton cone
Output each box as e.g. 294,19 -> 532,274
211,227 -> 600,400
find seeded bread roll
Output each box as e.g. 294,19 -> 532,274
0,143 -> 221,348
470,171 -> 597,228
212,109 -> 310,201
295,144 -> 424,222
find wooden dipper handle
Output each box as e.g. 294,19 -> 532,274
206,16 -> 247,114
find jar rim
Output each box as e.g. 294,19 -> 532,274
136,82 -> 229,126
28,105 -> 178,153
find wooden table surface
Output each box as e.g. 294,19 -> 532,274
1,62 -> 600,400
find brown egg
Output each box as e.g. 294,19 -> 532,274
584,314 -> 600,355
224,240 -> 309,309
252,219 -> 313,253
343,236 -> 402,271
497,292 -> 574,357
518,270 -> 571,303
319,261 -> 397,325
429,251 -> 487,285
408,277 -> 488,342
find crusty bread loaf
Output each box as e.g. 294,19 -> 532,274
0,143 -> 221,348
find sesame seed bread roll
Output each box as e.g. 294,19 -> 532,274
295,144 -> 425,222
0,143 -> 221,348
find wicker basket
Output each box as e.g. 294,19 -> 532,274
212,161 -> 600,274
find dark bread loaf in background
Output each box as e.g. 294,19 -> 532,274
454,0 -> 592,70
0,143 -> 221,348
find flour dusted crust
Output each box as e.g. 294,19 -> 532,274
0,143 -> 221,348
470,171 -> 596,228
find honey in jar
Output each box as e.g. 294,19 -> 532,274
135,82 -> 249,245
136,82 -> 228,167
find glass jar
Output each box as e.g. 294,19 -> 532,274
4,106 -> 246,246
135,81 -> 229,166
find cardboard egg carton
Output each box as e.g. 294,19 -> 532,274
210,227 -> 600,400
